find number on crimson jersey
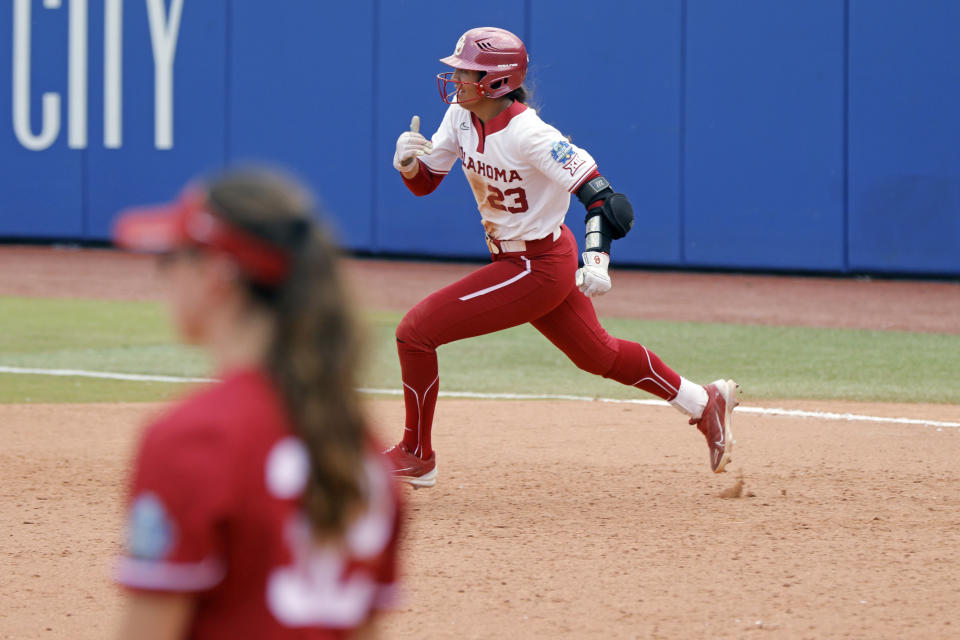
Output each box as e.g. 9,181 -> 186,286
486,185 -> 529,214
267,517 -> 380,628
264,438 -> 395,629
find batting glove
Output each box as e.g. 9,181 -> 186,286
393,115 -> 433,176
576,251 -> 612,297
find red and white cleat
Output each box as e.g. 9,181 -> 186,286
383,442 -> 437,488
690,379 -> 739,473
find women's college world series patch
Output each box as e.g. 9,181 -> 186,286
550,140 -> 586,176
126,492 -> 177,560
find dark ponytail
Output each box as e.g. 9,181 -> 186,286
207,171 -> 367,535
505,85 -> 528,104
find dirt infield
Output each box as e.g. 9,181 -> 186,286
1,246 -> 959,639
3,400 -> 959,639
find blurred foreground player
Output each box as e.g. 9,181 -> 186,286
112,170 -> 400,639
386,27 -> 739,487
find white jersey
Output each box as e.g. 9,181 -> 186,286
419,101 -> 597,241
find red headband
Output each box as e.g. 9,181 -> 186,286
113,187 -> 292,285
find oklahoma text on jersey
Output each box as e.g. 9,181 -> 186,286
458,144 -> 523,183
405,100 -> 597,242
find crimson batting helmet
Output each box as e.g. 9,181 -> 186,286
437,27 -> 528,105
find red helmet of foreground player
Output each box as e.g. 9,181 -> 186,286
437,27 -> 528,104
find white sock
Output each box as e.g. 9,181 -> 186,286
670,377 -> 708,419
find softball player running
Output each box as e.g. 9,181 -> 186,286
112,171 -> 400,639
386,27 -> 738,487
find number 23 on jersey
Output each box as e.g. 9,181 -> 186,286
486,185 -> 529,214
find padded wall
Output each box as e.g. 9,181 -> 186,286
847,0 -> 960,274
228,0 -> 374,250
2,0 -> 958,276
529,0 -> 683,265
85,0 -> 227,238
684,0 -> 846,271
1,0 -> 83,237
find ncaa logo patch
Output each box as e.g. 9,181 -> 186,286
550,140 -> 575,165
126,492 -> 176,560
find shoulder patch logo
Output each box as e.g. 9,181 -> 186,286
126,492 -> 176,560
550,140 -> 575,165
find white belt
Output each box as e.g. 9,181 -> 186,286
486,226 -> 562,255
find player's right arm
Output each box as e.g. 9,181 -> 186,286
393,105 -> 460,196
115,417 -> 233,639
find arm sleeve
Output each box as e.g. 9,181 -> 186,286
402,161 -> 446,196
115,419 -> 234,593
524,121 -> 598,193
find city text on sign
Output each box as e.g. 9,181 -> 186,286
11,0 -> 185,151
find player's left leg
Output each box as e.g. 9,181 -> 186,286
388,248 -> 578,486
530,288 -> 738,472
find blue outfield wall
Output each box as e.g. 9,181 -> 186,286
847,0 -> 960,275
529,0 -> 683,267
1,2 -> 83,238
229,0 -> 375,251
1,0 -> 958,276
85,0 -> 228,239
685,0 -> 846,271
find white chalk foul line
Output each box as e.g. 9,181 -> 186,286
1,366 -> 957,429
0,366 -> 214,384
733,405 -> 958,429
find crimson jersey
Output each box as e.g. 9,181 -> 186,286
412,100 -> 597,241
116,369 -> 400,639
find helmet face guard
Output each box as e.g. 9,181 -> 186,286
436,71 -> 508,105
437,72 -> 480,105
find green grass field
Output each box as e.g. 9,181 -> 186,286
0,297 -> 957,404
